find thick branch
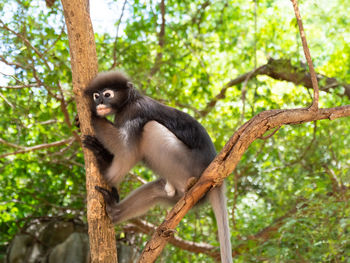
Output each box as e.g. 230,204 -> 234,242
138,105 -> 350,262
61,0 -> 118,262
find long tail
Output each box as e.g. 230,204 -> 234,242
207,183 -> 232,263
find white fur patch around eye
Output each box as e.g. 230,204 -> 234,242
103,89 -> 115,98
93,92 -> 99,100
165,181 -> 176,197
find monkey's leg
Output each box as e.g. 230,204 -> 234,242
97,179 -> 177,224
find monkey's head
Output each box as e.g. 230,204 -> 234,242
85,72 -> 134,117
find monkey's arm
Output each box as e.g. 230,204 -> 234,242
88,117 -> 143,186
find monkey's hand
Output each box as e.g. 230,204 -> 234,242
82,135 -> 114,164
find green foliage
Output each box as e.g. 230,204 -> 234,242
0,0 -> 349,262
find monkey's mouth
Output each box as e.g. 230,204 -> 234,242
96,105 -> 112,116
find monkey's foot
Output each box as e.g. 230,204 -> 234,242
95,186 -> 120,204
165,181 -> 176,197
95,186 -> 123,223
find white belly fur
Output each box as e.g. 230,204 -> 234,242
140,121 -> 195,194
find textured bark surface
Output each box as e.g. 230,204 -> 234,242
139,106 -> 350,262
61,1 -> 118,262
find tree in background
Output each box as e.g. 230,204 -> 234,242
0,0 -> 349,262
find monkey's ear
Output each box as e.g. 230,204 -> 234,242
127,82 -> 134,89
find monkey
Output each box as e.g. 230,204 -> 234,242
82,71 -> 232,263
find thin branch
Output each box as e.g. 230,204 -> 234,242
30,58 -> 60,100
0,84 -> 40,89
191,1 -> 210,33
0,55 -> 30,70
231,202 -> 304,258
149,0 -> 166,77
259,126 -> 281,140
57,82 -> 81,143
110,0 -> 128,69
167,23 -> 211,81
0,137 -> 75,158
43,25 -> 66,56
0,92 -> 15,108
323,165 -> 341,193
0,19 -> 52,70
290,0 -> 319,111
128,172 -> 147,184
0,138 -> 25,149
240,67 -> 261,124
201,58 -> 350,117
285,121 -> 317,166
27,119 -> 57,129
200,65 -> 266,116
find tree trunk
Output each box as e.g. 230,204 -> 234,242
61,0 -> 118,262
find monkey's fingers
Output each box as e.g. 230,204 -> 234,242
82,135 -> 103,151
83,135 -> 114,164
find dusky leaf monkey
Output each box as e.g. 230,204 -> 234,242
82,72 -> 232,262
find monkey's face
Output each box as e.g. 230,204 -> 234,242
85,72 -> 133,116
92,89 -> 117,117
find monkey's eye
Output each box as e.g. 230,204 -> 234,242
103,90 -> 114,98
93,93 -> 100,100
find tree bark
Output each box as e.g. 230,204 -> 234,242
61,0 -> 118,262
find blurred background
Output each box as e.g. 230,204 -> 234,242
0,0 -> 349,262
